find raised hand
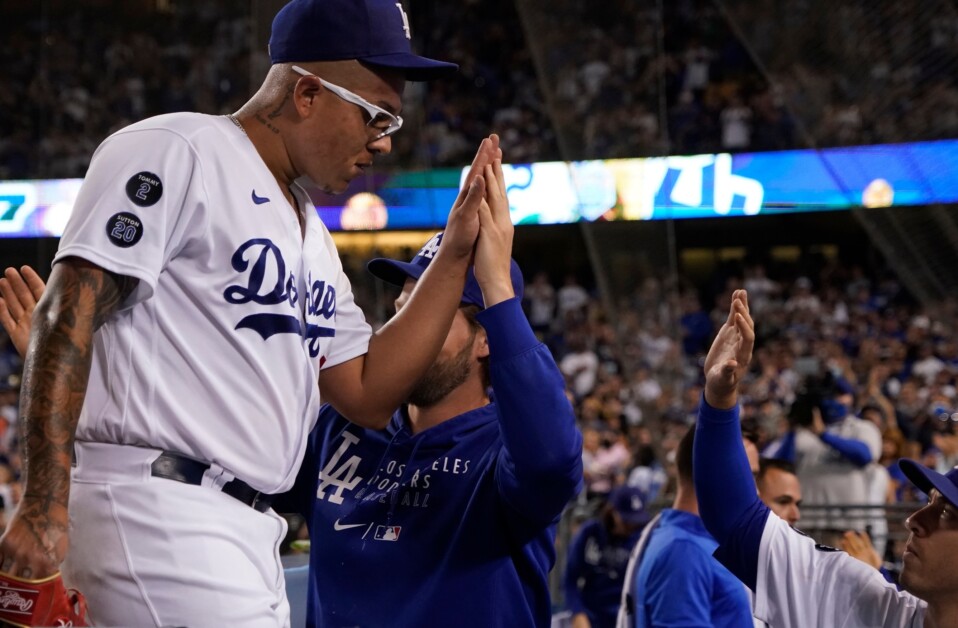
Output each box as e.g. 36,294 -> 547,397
0,265 -> 45,357
704,289 -> 754,409
474,153 -> 514,307
440,134 -> 500,261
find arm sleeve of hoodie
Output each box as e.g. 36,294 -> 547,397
562,523 -> 592,615
477,297 -> 583,523
693,399 -> 769,590
819,432 -> 873,467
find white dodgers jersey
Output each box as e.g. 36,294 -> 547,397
55,113 -> 372,493
753,514 -> 926,627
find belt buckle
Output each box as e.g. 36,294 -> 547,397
249,491 -> 267,512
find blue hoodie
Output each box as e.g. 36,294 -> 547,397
281,298 -> 583,627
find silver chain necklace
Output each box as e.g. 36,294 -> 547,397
226,113 -> 247,136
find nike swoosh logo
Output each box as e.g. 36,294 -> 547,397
333,519 -> 367,531
251,190 -> 270,205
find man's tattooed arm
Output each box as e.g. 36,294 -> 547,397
0,257 -> 136,578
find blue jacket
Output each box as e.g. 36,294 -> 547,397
633,509 -> 752,628
563,519 -> 641,628
282,298 -> 583,627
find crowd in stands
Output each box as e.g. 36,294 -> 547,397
7,1 -> 958,180
1,1 -> 253,180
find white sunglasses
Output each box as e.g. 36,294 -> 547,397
292,65 -> 403,139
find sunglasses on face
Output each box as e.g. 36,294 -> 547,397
291,65 -> 403,139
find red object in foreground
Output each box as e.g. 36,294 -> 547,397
0,570 -> 88,627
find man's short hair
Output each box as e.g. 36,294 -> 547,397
757,458 -> 797,485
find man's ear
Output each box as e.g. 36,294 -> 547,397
475,328 -> 489,360
294,76 -> 323,117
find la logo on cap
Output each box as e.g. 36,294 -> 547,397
395,2 -> 411,39
417,233 -> 442,260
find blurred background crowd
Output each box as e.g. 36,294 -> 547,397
5,0 -> 958,179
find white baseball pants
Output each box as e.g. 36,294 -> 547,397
63,441 -> 291,627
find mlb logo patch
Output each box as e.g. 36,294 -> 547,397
374,525 -> 401,541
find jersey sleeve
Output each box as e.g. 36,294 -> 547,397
640,539 -> 715,628
54,127 -> 206,306
315,227 -> 371,370
478,297 -> 583,525
753,515 -> 926,628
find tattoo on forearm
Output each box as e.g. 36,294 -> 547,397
18,266 -> 133,528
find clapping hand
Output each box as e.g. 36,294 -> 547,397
473,151 -> 514,307
440,134 -> 501,262
0,265 -> 45,357
703,289 -> 754,409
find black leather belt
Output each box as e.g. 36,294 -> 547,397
150,451 -> 274,513
71,446 -> 274,512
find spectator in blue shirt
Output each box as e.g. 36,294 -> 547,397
564,485 -> 650,628
618,425 -> 753,628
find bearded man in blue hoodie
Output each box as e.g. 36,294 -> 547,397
278,229 -> 583,627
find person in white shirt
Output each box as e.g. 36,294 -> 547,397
561,334 -> 600,399
525,271 -> 556,334
771,376 -> 882,540
558,274 -> 590,323
694,289 -> 958,628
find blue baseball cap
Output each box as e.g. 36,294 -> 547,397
269,0 -> 457,81
367,232 -> 524,309
899,459 -> 958,507
609,485 -> 651,527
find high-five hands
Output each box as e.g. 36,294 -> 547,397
473,150 -> 514,308
441,134 -> 501,262
703,289 -> 754,409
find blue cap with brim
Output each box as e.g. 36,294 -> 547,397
269,0 -> 457,81
609,485 -> 651,527
899,459 -> 958,507
367,232 -> 524,309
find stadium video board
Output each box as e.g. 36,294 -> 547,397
3,140 -> 958,237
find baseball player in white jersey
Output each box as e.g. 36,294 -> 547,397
0,0 -> 508,625
693,290 -> 958,628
